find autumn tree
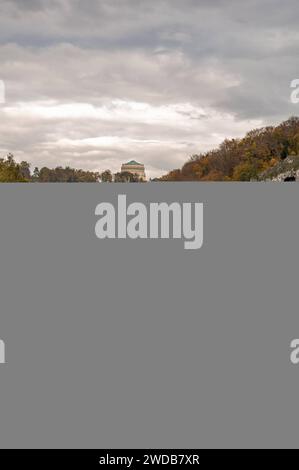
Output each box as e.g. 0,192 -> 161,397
114,172 -> 140,182
100,170 -> 113,182
0,154 -> 28,182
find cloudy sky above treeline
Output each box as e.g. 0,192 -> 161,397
0,0 -> 298,178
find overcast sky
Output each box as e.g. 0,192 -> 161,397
0,0 -> 298,178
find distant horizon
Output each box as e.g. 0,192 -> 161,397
0,0 -> 298,179
2,114 -> 299,181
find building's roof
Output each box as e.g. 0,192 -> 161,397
123,160 -> 143,166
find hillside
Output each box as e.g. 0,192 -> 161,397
161,117 -> 299,182
257,155 -> 299,181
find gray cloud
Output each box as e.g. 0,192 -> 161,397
0,0 -> 298,177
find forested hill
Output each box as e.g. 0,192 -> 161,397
161,117 -> 299,181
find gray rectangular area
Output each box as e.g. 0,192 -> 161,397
0,183 -> 298,449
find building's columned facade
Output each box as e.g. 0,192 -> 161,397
121,160 -> 146,181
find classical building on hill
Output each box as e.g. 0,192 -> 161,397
121,160 -> 146,181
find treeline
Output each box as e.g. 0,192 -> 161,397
35,166 -> 100,182
0,154 -> 100,182
0,156 -> 143,182
161,117 -> 299,181
101,170 -> 144,182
